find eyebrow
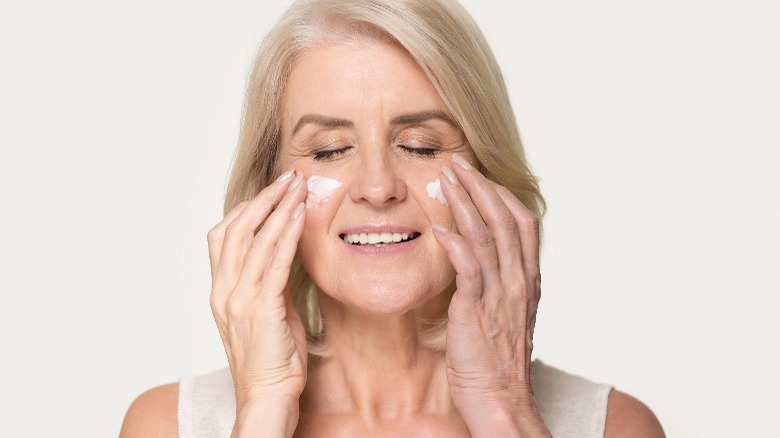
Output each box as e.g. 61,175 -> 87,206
291,110 -> 459,136
292,114 -> 353,136
390,110 -> 459,129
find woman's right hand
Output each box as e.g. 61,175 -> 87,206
206,170 -> 308,436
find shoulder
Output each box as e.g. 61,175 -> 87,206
119,382 -> 179,438
605,389 -> 665,438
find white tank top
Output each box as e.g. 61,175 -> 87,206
178,359 -> 612,438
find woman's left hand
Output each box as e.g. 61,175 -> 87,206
433,153 -> 551,437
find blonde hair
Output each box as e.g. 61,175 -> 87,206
223,0 -> 545,355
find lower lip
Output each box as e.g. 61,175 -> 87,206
340,235 -> 422,256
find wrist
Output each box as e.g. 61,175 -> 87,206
232,395 -> 300,438
460,398 -> 551,438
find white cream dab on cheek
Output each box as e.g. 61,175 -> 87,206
306,175 -> 342,208
426,178 -> 447,205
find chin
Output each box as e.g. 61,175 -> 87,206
347,286 -> 424,315
319,273 -> 453,316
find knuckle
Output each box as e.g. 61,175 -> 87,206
250,233 -> 265,251
268,253 -> 288,271
471,227 -> 494,248
224,220 -> 243,238
267,255 -> 281,269
523,259 -> 540,275
505,268 -> 528,289
209,293 -> 226,316
226,298 -> 243,319
496,211 -> 518,231
519,212 -> 540,231
209,294 -> 220,311
207,226 -> 221,243
460,264 -> 482,283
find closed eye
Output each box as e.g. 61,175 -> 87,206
399,145 -> 440,157
313,147 -> 351,161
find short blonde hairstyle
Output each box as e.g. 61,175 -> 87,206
223,0 -> 545,355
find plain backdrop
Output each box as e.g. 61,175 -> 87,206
1,0 -> 778,436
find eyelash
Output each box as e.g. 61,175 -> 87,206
399,145 -> 440,157
312,147 -> 351,161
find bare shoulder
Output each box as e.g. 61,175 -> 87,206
119,382 -> 179,438
605,389 -> 665,438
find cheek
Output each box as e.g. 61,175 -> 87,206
424,177 -> 447,206
297,177 -> 346,265
305,175 -> 343,209
300,195 -> 338,243
413,175 -> 456,226
297,205 -> 332,280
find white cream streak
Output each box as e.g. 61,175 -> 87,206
426,178 -> 447,205
306,175 -> 342,208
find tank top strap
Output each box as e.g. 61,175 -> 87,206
532,359 -> 613,438
178,368 -> 235,438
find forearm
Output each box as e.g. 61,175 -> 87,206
231,397 -> 299,438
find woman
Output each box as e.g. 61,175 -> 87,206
121,0 -> 664,436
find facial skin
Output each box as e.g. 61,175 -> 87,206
278,38 -> 476,316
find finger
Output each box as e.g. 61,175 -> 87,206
209,201 -> 247,333
283,282 -> 308,366
255,202 -> 307,304
232,178 -> 308,300
438,165 -> 500,279
218,170 -> 299,290
432,224 -> 484,307
491,182 -> 541,290
448,155 -> 524,278
208,201 -> 249,280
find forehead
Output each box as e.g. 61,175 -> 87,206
282,39 -> 453,127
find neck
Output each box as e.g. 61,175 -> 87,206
300,293 -> 455,421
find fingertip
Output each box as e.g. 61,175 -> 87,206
441,164 -> 459,186
274,169 -> 295,184
287,171 -> 305,192
432,223 -> 449,234
451,152 -> 475,170
431,223 -> 453,248
291,202 -> 305,221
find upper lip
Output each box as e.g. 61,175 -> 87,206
338,225 -> 421,235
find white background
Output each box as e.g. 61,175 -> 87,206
1,1 -> 778,436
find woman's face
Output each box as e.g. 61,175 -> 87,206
279,39 -> 476,315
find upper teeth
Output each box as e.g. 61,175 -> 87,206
343,232 -> 414,245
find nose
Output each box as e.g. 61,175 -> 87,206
348,149 -> 407,207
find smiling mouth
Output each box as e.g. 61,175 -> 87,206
340,232 -> 421,247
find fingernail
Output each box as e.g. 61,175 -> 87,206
275,169 -> 294,184
287,172 -> 304,192
432,223 -> 449,233
441,164 -> 459,185
452,153 -> 474,170
291,202 -> 305,220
